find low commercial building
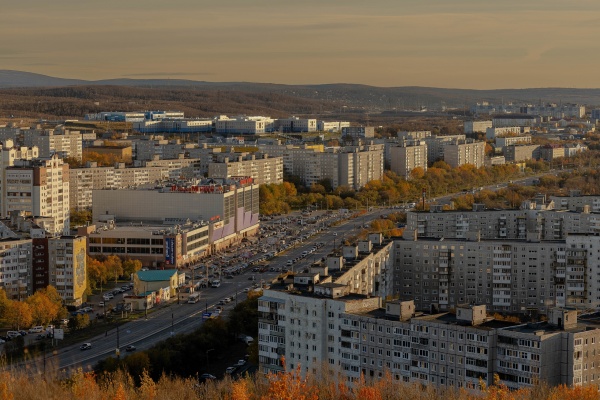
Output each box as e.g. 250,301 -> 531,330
92,177 -> 259,254
82,220 -> 209,268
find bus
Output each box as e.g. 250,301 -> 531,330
211,280 -> 221,288
187,292 -> 200,304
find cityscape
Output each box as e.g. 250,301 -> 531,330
3,1 -> 600,399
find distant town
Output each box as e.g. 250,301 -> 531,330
1,99 -> 600,392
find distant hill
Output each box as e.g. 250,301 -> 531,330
1,70 -> 600,119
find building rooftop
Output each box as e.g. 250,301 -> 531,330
137,269 -> 177,282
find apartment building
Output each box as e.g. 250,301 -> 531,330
0,237 -> 32,300
83,145 -> 133,163
551,193 -> 600,212
405,199 -> 600,241
3,155 -> 70,235
47,235 -> 87,306
23,128 -> 83,160
342,126 -> 375,138
539,144 -> 566,161
494,135 -> 532,149
464,121 -> 493,134
423,135 -> 465,164
258,235 -> 394,375
492,115 -> 539,128
485,126 -> 528,140
442,139 -> 485,168
389,140 -> 428,179
133,119 -> 213,134
391,233 -> 600,314
503,144 -> 541,162
208,153 -> 283,184
397,131 -> 431,141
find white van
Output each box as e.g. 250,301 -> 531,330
211,280 -> 221,288
28,326 -> 44,334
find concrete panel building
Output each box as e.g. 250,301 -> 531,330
208,153 -> 283,185
443,139 -> 485,168
424,135 -> 466,164
390,140 -> 428,179
464,120 -> 493,134
504,144 -> 541,162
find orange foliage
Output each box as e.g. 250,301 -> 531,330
261,358 -> 319,400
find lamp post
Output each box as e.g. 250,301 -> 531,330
171,312 -> 174,336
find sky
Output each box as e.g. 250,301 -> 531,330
2,0 -> 600,89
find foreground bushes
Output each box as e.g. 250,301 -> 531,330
0,365 -> 599,400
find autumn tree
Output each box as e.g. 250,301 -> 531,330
4,300 -> 33,329
105,255 -> 124,284
122,258 -> 142,280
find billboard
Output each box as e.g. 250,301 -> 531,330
165,237 -> 175,265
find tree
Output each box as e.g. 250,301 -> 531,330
70,209 -> 91,227
27,289 -> 61,326
105,255 -> 124,284
4,300 -> 33,329
0,288 -> 8,318
87,256 -> 109,291
122,259 -> 142,280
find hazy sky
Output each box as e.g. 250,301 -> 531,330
3,0 -> 600,89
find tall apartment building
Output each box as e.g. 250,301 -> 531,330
443,139 -> 485,168
277,143 -> 383,190
261,287 -> 600,391
23,128 -> 83,160
47,235 -> 87,306
258,235 -> 394,375
464,121 -> 493,134
208,153 -> 283,185
423,135 -> 465,164
389,140 -> 428,179
4,155 -> 70,235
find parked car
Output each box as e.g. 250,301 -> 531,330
80,343 -> 92,351
199,373 -> 216,381
125,345 -> 136,352
236,359 -> 247,366
225,366 -> 237,374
